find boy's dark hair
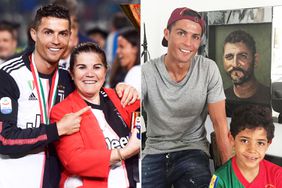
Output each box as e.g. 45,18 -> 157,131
32,4 -> 71,30
69,42 -> 107,73
230,105 -> 274,142
224,30 -> 256,55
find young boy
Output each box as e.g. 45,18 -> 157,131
209,105 -> 282,188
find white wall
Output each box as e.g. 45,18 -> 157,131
141,0 -> 282,60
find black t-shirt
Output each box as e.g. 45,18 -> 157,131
224,83 -> 271,117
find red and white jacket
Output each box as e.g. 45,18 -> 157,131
50,88 -> 140,188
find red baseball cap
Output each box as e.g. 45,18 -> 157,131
162,7 -> 205,47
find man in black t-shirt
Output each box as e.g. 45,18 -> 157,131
223,30 -> 271,116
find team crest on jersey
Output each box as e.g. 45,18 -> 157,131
209,175 -> 218,188
27,80 -> 35,91
0,97 -> 12,114
57,84 -> 66,102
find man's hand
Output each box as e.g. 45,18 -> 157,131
115,83 -> 140,107
208,101 -> 232,164
56,106 -> 90,136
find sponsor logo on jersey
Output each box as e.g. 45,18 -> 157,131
209,175 -> 218,188
28,92 -> 38,100
105,136 -> 129,149
0,97 -> 12,114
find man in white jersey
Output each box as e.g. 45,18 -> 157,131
142,7 -> 232,188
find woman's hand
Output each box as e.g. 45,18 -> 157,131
120,128 -> 141,159
115,83 -> 140,107
110,128 -> 140,165
57,106 -> 90,136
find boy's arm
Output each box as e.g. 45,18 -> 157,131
208,100 -> 232,164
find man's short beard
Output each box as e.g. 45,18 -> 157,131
227,66 -> 254,85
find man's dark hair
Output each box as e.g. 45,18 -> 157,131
230,104 -> 274,142
32,4 -> 71,30
51,0 -> 79,25
224,30 -> 256,55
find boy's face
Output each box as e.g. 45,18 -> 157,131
231,127 -> 270,171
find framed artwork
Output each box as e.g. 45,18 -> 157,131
203,7 -> 272,116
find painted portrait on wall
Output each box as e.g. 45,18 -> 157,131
205,7 -> 272,117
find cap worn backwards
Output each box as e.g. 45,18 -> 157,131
162,7 -> 205,47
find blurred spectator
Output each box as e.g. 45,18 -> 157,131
87,27 -> 108,49
0,21 -> 19,64
105,12 -> 131,68
110,27 -> 140,91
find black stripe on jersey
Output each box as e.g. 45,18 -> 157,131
2,60 -> 24,72
6,63 -> 25,74
1,55 -> 22,66
1,58 -> 24,72
1,56 -> 22,69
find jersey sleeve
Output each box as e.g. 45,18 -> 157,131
209,174 -> 225,188
0,69 -> 59,156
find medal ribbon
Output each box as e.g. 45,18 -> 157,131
30,54 -> 59,124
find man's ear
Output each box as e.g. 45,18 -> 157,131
254,53 -> 259,68
228,132 -> 236,155
30,28 -> 37,42
164,28 -> 169,42
228,131 -> 235,146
